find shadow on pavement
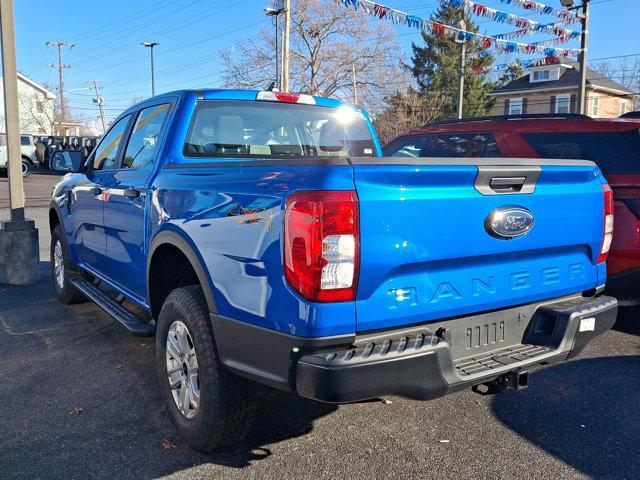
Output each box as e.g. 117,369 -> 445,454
612,306 -> 640,336
0,263 -> 335,479
491,355 -> 640,480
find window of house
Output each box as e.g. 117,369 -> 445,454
621,100 -> 627,116
556,94 -> 571,114
36,101 -> 44,113
509,98 -> 523,115
533,70 -> 550,82
591,95 -> 600,117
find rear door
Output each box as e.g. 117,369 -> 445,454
352,157 -> 604,332
104,103 -> 172,299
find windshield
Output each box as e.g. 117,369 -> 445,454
184,100 -> 376,158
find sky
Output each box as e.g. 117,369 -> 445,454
12,0 -> 640,125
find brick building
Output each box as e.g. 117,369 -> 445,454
489,62 -> 635,118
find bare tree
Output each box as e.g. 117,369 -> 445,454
593,58 -> 640,109
219,0 -> 408,112
373,88 -> 442,144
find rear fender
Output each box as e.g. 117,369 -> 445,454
147,228 -> 218,315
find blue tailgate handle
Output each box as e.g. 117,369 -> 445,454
475,166 -> 541,195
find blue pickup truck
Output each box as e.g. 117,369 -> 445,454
49,89 -> 617,451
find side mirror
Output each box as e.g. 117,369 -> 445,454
50,149 -> 83,173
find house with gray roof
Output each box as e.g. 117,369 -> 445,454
489,61 -> 635,118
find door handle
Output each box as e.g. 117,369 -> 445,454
123,188 -> 140,199
90,186 -> 103,196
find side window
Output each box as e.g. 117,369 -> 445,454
92,115 -> 131,171
522,131 -> 640,174
122,104 -> 171,169
425,132 -> 501,158
383,136 -> 432,157
20,136 -> 30,146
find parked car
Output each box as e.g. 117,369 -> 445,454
0,133 -> 40,177
49,91 -> 617,452
383,114 -> 640,283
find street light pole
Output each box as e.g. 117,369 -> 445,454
142,42 -> 159,97
576,0 -> 590,115
455,19 -> 467,120
265,3 -> 284,90
282,0 -> 291,92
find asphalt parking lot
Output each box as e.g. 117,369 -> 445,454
1,172 -> 639,480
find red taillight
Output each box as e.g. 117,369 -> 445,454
284,191 -> 359,302
597,183 -> 614,264
275,92 -> 300,103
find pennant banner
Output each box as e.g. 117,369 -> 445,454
339,0 -> 581,58
493,20 -> 578,42
471,55 -> 561,74
495,0 -> 581,23
460,0 -> 581,39
429,20 -> 580,57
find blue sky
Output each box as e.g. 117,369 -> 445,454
14,0 -> 640,124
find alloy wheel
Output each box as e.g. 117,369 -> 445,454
166,320 -> 200,419
53,240 -> 65,289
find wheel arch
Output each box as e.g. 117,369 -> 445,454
49,202 -> 63,232
147,229 -> 218,318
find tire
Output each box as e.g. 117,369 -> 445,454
156,286 -> 257,452
50,224 -> 86,304
21,159 -> 30,178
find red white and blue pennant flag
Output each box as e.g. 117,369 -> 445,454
339,0 -> 581,58
460,0 -> 581,39
495,0 -> 581,22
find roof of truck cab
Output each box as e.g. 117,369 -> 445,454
124,89 -> 354,113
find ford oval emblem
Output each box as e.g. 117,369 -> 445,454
485,206 -> 534,239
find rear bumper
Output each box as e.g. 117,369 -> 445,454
212,294 -> 617,404
295,295 -> 617,403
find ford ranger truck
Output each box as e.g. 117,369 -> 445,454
48,89 -> 618,452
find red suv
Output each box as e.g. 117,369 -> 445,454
383,114 -> 640,281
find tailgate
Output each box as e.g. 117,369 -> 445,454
352,157 -> 605,332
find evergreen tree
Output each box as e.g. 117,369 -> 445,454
496,60 -> 524,87
410,0 -> 496,119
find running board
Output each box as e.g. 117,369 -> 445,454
71,278 -> 155,337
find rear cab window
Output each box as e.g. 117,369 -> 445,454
184,101 -> 376,159
522,130 -> 640,174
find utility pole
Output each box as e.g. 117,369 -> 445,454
455,19 -> 467,119
576,0 -> 590,115
265,1 -> 285,90
282,0 -> 291,91
352,62 -> 358,105
142,42 -> 159,96
90,80 -> 107,134
0,0 -> 40,286
46,41 -> 73,135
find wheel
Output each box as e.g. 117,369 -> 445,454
156,286 -> 257,452
50,224 -> 86,304
21,159 -> 30,177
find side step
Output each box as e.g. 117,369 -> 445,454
72,278 -> 155,337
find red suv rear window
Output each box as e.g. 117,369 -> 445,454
522,129 -> 640,174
